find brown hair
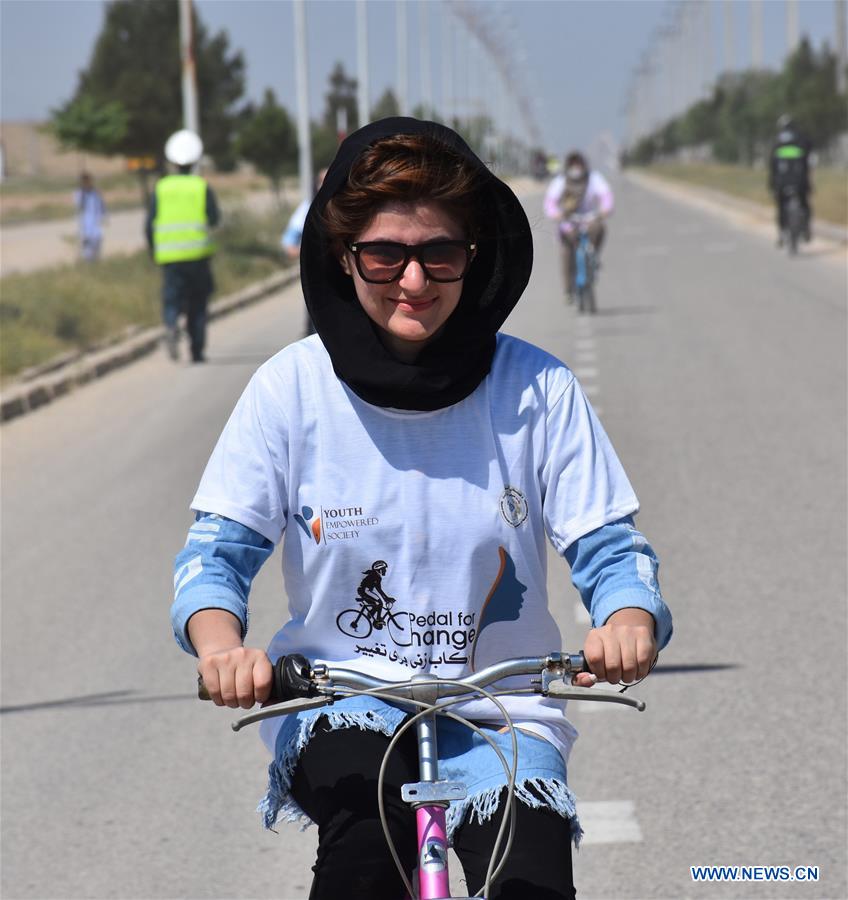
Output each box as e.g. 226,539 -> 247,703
321,133 -> 487,248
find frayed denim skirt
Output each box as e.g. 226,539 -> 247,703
258,694 -> 582,846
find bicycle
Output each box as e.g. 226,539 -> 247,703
201,651 -> 645,899
567,214 -> 599,314
778,185 -> 807,256
336,597 -> 413,645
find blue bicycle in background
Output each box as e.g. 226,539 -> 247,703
569,213 -> 599,314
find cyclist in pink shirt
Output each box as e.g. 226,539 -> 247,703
544,152 -> 614,303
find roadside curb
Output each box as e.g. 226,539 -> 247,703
0,268 -> 300,424
625,169 -> 848,244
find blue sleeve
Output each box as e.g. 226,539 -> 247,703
564,516 -> 673,649
170,512 -> 274,656
280,222 -> 303,251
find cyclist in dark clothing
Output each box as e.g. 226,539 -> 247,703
356,560 -> 395,623
768,115 -> 813,246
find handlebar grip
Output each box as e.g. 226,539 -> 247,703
197,653 -> 317,704
271,653 -> 317,703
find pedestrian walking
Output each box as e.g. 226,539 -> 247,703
281,168 -> 327,337
146,129 -> 220,363
74,172 -> 106,262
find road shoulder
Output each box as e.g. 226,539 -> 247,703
0,270 -> 299,423
625,168 -> 847,251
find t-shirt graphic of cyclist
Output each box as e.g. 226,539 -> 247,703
355,560 -> 396,626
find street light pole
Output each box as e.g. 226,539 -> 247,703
397,0 -> 408,116
837,0 -> 848,94
751,0 -> 764,69
723,0 -> 734,74
357,0 -> 370,127
179,0 -> 200,137
419,0 -> 432,118
441,3 -> 453,124
293,0 -> 313,206
786,0 -> 800,57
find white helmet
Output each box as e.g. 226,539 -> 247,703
164,129 -> 203,166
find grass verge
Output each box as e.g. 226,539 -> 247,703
0,207 -> 289,383
637,163 -> 847,228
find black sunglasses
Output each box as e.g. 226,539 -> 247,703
345,240 -> 477,284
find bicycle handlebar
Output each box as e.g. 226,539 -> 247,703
197,650 -> 646,729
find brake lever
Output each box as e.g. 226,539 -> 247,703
231,695 -> 332,732
544,681 -> 646,711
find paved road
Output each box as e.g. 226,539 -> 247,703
2,178 -> 845,899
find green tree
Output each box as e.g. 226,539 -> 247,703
371,89 -> 400,121
310,62 -> 361,170
49,94 -> 128,159
412,102 -> 439,123
55,0 -> 245,170
236,89 -> 297,208
311,123 -> 341,170
780,38 -> 848,150
323,62 -> 359,136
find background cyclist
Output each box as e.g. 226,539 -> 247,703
543,151 -> 614,303
768,114 -> 813,246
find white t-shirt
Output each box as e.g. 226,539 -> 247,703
192,333 -> 639,763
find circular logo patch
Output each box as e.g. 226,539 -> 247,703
499,486 -> 528,527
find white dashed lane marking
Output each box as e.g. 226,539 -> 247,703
574,366 -> 599,381
704,241 -> 737,253
674,222 -> 703,235
633,245 -> 670,257
574,601 -> 591,625
578,801 -> 643,844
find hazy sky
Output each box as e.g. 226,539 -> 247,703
0,0 -> 841,156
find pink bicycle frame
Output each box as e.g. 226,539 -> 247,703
401,706 -> 472,900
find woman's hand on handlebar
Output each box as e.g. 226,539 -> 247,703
198,645 -> 273,709
582,607 -> 657,686
188,608 -> 273,708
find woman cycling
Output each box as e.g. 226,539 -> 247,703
171,117 -> 672,900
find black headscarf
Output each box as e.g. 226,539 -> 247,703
300,117 -> 533,411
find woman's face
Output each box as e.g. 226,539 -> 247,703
340,201 -> 468,361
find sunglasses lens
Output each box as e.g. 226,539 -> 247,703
419,244 -> 468,281
357,244 -> 407,282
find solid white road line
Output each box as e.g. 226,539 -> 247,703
578,801 -> 643,845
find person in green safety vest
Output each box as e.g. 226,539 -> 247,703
768,115 -> 812,247
145,129 -> 220,363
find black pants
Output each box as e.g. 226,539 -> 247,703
162,259 -> 214,361
289,720 -> 576,900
